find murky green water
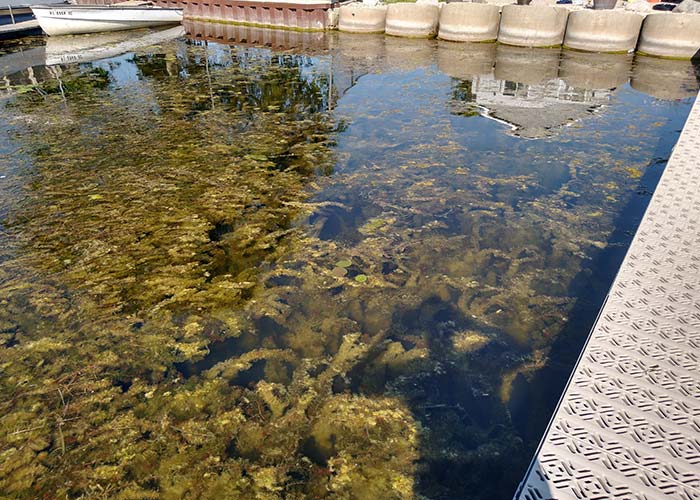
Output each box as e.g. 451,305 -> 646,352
0,26 -> 697,499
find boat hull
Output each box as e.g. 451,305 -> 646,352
30,5 -> 182,36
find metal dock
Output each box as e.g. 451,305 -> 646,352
515,93 -> 700,500
0,19 -> 38,35
0,4 -> 41,39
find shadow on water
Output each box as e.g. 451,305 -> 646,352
0,24 -> 698,500
508,115 -> 681,461
375,151 -> 668,499
509,57 -> 700,500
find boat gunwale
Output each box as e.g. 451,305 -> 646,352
30,4 -> 183,11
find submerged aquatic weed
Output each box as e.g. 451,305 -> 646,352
0,43 -> 389,498
0,34 -> 689,499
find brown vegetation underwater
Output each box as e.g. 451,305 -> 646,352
0,36 -> 693,499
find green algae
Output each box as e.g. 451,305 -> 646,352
0,34 -> 693,500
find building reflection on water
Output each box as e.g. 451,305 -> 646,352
450,75 -> 612,139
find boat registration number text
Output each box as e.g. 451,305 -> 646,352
49,10 -> 73,15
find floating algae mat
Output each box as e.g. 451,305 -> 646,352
0,31 -> 696,499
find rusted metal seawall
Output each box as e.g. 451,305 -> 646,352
159,0 -> 340,31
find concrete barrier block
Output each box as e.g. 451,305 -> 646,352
559,50 -> 633,89
676,0 -> 700,13
327,6 -> 340,29
338,2 -> 387,34
385,3 -> 440,38
438,3 -> 501,42
564,10 -> 644,53
637,13 -> 700,59
498,5 -> 569,47
624,0 -> 654,13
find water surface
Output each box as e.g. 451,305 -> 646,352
0,26 -> 697,499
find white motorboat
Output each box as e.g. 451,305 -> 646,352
30,2 -> 183,36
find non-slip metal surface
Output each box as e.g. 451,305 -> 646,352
515,93 -> 700,500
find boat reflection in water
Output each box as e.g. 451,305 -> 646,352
0,26 -> 185,99
44,25 -> 185,65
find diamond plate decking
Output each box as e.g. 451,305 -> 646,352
515,93 -> 700,500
